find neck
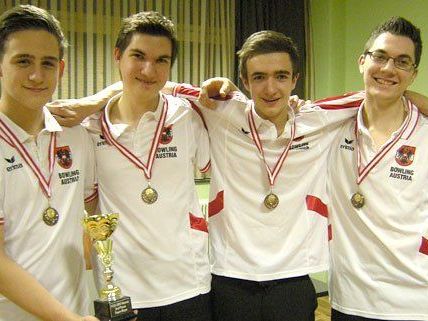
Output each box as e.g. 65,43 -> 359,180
257,107 -> 289,137
362,96 -> 407,148
0,98 -> 44,136
363,96 -> 406,133
110,91 -> 160,126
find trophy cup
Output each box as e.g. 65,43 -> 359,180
83,213 -> 134,321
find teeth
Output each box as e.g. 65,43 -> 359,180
375,78 -> 395,85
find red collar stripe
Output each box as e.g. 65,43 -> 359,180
248,104 -> 296,186
0,118 -> 56,198
355,99 -> 413,185
100,95 -> 168,180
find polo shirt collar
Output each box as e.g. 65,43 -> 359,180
246,100 -> 296,139
103,92 -> 166,139
0,106 -> 62,143
357,96 -> 418,141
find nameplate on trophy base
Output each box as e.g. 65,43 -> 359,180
94,296 -> 134,321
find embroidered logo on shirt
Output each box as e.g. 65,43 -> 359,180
241,127 -> 250,135
340,137 -> 355,151
395,145 -> 415,166
160,125 -> 173,145
290,141 -> 309,150
55,146 -> 73,169
96,134 -> 107,147
4,155 -> 23,172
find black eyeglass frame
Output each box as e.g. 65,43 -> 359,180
365,50 -> 417,72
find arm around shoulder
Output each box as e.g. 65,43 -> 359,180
405,90 -> 428,114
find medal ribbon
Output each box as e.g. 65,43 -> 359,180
355,99 -> 412,185
101,95 -> 168,180
0,118 -> 56,198
248,104 -> 296,187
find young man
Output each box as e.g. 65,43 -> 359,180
0,5 -> 99,321
171,31 -> 363,321
322,17 -> 428,321
83,12 -> 211,321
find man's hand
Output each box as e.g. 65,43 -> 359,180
47,97 -> 104,127
405,90 -> 428,115
48,82 -> 123,127
289,95 -> 311,112
199,77 -> 239,109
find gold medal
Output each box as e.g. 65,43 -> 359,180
43,207 -> 59,226
351,192 -> 365,208
264,193 -> 279,209
141,186 -> 158,204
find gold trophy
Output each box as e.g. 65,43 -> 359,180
83,213 -> 134,321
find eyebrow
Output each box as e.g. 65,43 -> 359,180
250,70 -> 291,77
372,49 -> 413,59
129,48 -> 172,60
12,54 -> 59,61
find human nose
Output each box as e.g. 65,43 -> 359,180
140,61 -> 156,76
381,57 -> 397,71
28,65 -> 44,82
264,77 -> 278,95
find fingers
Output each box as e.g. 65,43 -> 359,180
48,106 -> 77,118
219,82 -> 229,97
198,86 -> 217,109
51,114 -> 81,127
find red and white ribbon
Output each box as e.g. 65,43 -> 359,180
248,104 -> 296,187
101,95 -> 168,180
0,118 -> 56,198
355,99 -> 413,185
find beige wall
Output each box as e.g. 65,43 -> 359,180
310,0 -> 428,100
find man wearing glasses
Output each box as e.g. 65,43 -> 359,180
321,16 -> 428,321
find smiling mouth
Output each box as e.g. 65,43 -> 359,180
23,86 -> 47,92
262,97 -> 280,103
136,78 -> 156,85
374,77 -> 397,86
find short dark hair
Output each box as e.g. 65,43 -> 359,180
0,5 -> 67,60
237,30 -> 300,80
364,16 -> 422,67
115,11 -> 178,64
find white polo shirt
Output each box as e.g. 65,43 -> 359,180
327,98 -> 428,320
0,108 -> 96,321
174,84 -> 363,281
84,93 -> 210,308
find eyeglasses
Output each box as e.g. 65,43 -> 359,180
365,51 -> 417,72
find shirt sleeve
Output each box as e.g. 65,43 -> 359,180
173,82 -> 249,122
295,91 -> 364,134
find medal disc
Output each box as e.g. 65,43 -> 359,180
351,192 -> 365,208
141,186 -> 158,204
43,207 -> 59,226
264,193 -> 279,209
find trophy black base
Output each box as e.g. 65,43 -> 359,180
94,296 -> 135,321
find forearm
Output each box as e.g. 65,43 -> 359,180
405,90 -> 428,114
0,253 -> 79,321
85,81 -> 123,110
48,81 -> 123,127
